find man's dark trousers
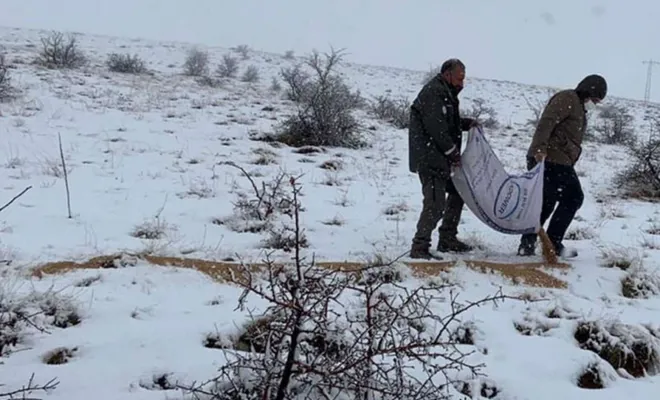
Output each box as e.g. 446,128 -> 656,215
412,174 -> 464,251
520,157 -> 584,252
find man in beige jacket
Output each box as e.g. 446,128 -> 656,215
518,74 -> 607,258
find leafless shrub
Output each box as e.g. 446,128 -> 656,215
241,65 -> 260,83
0,53 -> 16,102
283,50 -> 295,60
106,53 -> 147,74
130,217 -> 174,240
598,246 -> 640,270
621,266 -> 660,299
218,54 -> 240,78
574,320 -> 660,378
370,95 -> 410,129
272,48 -> 364,148
514,313 -> 560,337
647,220 -> 660,235
183,48 -> 209,77
178,178 -> 513,400
216,162 -> 295,234
251,147 -> 278,165
382,201 -> 409,217
234,44 -> 250,60
42,346 -> 78,364
184,178 -> 216,199
565,225 -> 595,241
455,379 -> 501,398
614,135 -> 660,199
137,373 -> 178,391
319,159 -> 342,170
261,222 -> 310,252
36,31 -> 87,69
463,98 -> 498,129
196,75 -> 223,88
1,285 -> 82,357
321,215 -> 345,226
270,77 -> 282,92
593,105 -> 634,145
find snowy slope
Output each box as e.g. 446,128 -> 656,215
1,26 -> 660,400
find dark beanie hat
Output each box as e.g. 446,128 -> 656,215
576,74 -> 607,100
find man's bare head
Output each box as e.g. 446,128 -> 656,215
441,58 -> 466,91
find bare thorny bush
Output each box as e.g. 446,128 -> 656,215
462,98 -> 499,129
269,48 -> 365,148
522,89 -> 556,128
184,48 -> 210,77
591,104 -> 634,145
106,53 -> 147,74
0,190 -> 61,399
0,284 -> 79,398
615,127 -> 660,199
36,31 -> 87,69
369,95 -> 410,130
0,53 -> 16,102
218,162 -> 299,247
180,177 -> 513,400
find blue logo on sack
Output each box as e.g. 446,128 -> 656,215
493,178 -> 521,219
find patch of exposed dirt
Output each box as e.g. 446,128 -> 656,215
31,254 -> 569,289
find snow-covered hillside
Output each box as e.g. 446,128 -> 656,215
2,26 -> 660,400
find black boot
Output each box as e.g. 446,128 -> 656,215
410,245 -> 443,260
437,236 -> 474,253
517,243 -> 535,256
518,233 -> 537,256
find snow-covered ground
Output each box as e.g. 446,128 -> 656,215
2,26 -> 660,399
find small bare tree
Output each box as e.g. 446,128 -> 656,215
36,31 -> 87,69
218,54 -> 240,78
370,95 -> 410,129
234,45 -> 250,60
179,177 -> 513,400
593,104 -> 634,145
183,48 -> 209,77
275,48 -> 364,148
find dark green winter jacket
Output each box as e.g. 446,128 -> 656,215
408,75 -> 473,178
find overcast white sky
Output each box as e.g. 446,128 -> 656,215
1,0 -> 658,100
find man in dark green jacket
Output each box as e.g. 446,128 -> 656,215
408,58 -> 479,260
